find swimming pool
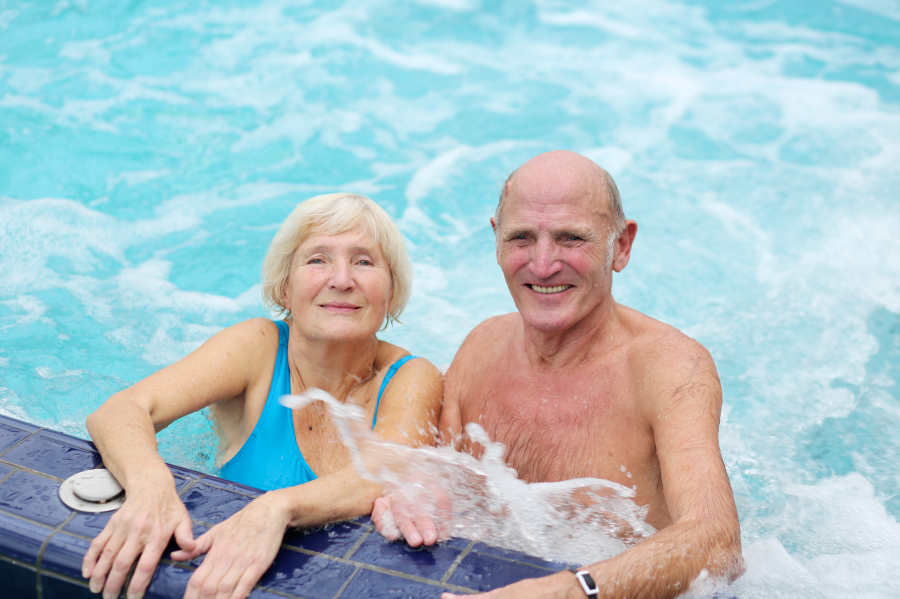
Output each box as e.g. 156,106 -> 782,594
1,0 -> 899,596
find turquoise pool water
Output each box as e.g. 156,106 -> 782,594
1,1 -> 899,596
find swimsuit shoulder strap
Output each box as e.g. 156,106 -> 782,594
372,355 -> 417,429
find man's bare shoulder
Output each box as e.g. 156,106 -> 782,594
446,313 -> 520,385
457,313 -> 521,357
618,305 -> 720,410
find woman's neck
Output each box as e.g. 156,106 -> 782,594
284,320 -> 381,402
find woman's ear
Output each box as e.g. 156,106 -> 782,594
281,279 -> 292,313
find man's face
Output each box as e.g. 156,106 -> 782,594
493,182 -> 616,333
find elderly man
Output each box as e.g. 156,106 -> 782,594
373,150 -> 742,598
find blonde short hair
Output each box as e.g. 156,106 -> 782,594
261,193 -> 412,325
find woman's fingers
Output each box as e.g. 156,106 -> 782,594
125,536 -> 170,599
182,494 -> 289,599
99,538 -> 142,599
170,528 -> 213,561
82,488 -> 195,599
82,523 -> 114,578
87,526 -> 127,594
372,496 -> 401,540
174,514 -> 198,552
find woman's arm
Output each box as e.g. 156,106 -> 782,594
82,318 -> 277,599
174,357 -> 444,599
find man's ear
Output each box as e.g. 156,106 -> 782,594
612,220 -> 638,272
490,217 -> 501,264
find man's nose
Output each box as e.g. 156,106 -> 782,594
529,239 -> 562,279
329,261 -> 355,290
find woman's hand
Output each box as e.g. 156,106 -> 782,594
173,491 -> 292,599
82,479 -> 195,599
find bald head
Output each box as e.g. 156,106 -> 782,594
496,151 -> 625,236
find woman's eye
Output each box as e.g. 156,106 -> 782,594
358,259 -> 373,266
308,258 -> 324,264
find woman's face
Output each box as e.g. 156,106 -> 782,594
282,228 -> 392,343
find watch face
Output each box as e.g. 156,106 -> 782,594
576,570 -> 599,596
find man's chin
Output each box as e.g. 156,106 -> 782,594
519,311 -> 580,334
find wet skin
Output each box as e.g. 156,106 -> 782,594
374,151 -> 742,599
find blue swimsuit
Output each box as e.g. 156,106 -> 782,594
219,320 -> 416,491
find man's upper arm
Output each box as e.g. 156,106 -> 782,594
647,337 -> 738,527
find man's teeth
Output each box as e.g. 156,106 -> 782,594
532,285 -> 570,294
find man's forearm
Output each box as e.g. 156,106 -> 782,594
579,518 -> 742,599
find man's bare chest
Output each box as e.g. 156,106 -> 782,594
460,369 -> 653,485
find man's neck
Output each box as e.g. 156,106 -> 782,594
521,296 -> 622,369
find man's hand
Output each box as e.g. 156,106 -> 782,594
372,492 -> 451,547
82,482 -> 195,599
172,492 -> 291,599
443,571 -> 580,599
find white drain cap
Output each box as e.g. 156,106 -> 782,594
59,469 -> 125,513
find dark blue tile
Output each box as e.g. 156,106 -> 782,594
144,562 -> 194,599
258,550 -> 356,599
63,509 -> 113,538
143,561 -> 309,599
168,464 -> 205,481
470,542 -> 569,570
448,551 -> 556,592
0,558 -> 38,599
2,433 -> 101,479
0,421 -> 31,455
41,532 -> 90,579
41,573 -> 97,599
0,510 -> 51,565
38,429 -> 96,452
163,522 -> 210,567
0,414 -> 42,433
173,474 -> 193,493
443,537 -> 474,551
349,534 -> 462,581
351,514 -> 374,527
0,470 -> 73,526
200,475 -> 264,497
282,521 -> 369,558
340,568 -> 446,599
181,482 -> 254,525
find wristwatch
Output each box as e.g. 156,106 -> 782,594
575,570 -> 599,597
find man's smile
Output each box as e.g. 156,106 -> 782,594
528,284 -> 573,294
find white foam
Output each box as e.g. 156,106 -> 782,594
835,0 -> 900,22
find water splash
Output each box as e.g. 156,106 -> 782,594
280,388 -> 655,565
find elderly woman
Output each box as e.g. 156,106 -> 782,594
82,193 -> 442,599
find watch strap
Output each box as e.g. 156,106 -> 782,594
575,570 -> 599,597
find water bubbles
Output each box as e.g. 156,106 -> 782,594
281,388 -> 655,565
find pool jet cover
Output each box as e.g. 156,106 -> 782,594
59,468 -> 125,513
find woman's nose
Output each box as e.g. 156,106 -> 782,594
328,261 -> 354,290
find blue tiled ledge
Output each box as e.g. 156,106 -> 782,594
0,414 -> 572,598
